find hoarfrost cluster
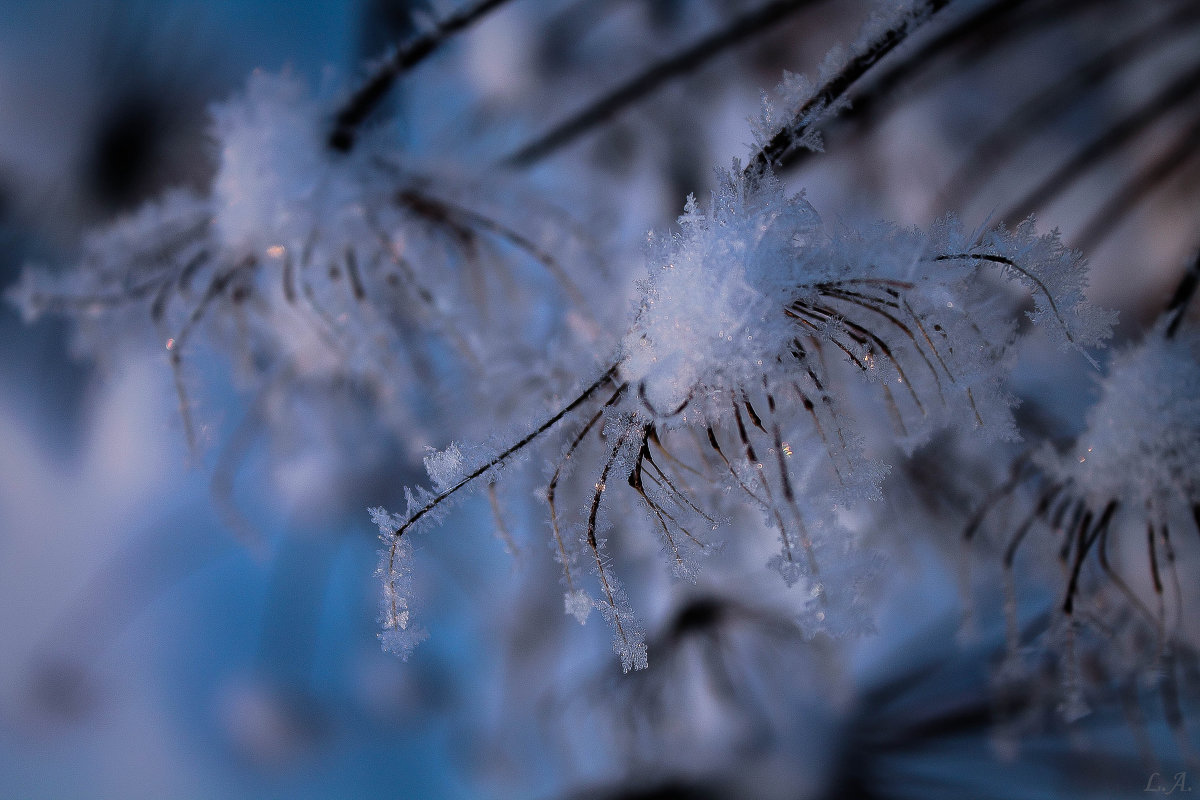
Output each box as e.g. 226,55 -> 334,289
9,67 -> 604,476
377,164 -> 1116,668
1057,328 -> 1200,511
8,0 -> 1200,777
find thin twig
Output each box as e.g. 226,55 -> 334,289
744,0 -> 952,177
391,364 -> 621,538
786,0 -> 1049,173
503,0 -> 825,166
1165,250 -> 1200,340
330,0 -> 515,151
1000,59 -> 1200,224
1063,500 -> 1117,614
933,252 -> 1079,351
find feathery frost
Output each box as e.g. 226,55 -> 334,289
966,319 -> 1199,724
375,167 -> 1112,664
370,506 -> 429,660
1053,326 -> 1200,510
9,68 -> 599,479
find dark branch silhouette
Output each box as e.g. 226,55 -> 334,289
744,0 -> 951,177
1000,58 -> 1200,224
503,0 -> 825,167
330,0 -> 513,152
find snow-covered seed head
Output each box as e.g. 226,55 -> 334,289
1058,326 -> 1200,512
620,176 -> 820,419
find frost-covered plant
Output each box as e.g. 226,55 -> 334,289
374,161 -> 1113,670
331,0 -> 1127,674
963,257 -> 1200,727
7,63 -> 604,518
11,0 -> 1194,742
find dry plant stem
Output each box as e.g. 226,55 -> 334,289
933,252 -> 1083,353
503,0 -> 827,167
731,394 -> 804,571
487,483 -> 520,557
1075,112 -> 1200,253
1001,59 -> 1200,224
547,383 -> 627,592
1147,520 -> 1166,657
1164,250 -> 1200,340
405,192 -> 591,311
628,430 -> 690,573
383,368 -> 623,630
1062,499 -> 1116,614
389,363 -> 621,539
1097,512 -> 1156,625
943,0 -> 1200,210
329,0 -> 515,151
785,0 -> 1044,173
763,386 -> 821,582
744,0 -> 952,177
786,304 -> 912,431
587,430 -> 636,652
168,256 -> 258,453
817,286 -> 945,400
706,425 -> 769,506
1157,520 -> 1183,647
791,382 -> 844,482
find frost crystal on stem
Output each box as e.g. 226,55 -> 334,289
9,68 -> 597,492
373,166 -> 1111,664
370,506 -> 429,660
967,260 -> 1197,727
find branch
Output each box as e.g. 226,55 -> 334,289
1074,111 -> 1200,253
784,0 -> 1035,173
1165,250 -> 1200,340
390,364 -> 621,538
1000,58 -> 1200,224
502,0 -> 826,167
944,1 -> 1200,210
743,0 -> 952,177
329,0 -> 515,152
791,0 -> 1144,177
933,252 -> 1075,346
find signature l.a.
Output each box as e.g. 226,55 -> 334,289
1146,772 -> 1193,795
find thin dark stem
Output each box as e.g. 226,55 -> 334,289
167,256 -> 258,454
706,425 -> 768,507
744,0 -> 952,177
944,0 -> 1200,210
818,287 -> 947,403
1074,112 -> 1200,253
933,252 -> 1077,350
1063,500 -> 1117,614
426,195 -> 590,309
547,382 -> 627,592
1000,59 -> 1200,224
390,364 -> 621,538
1097,511 -> 1156,625
786,0 -> 1040,173
1006,485 -> 1062,561
587,430 -> 637,659
330,0 -> 514,152
1165,250 -> 1200,340
503,0 -> 825,167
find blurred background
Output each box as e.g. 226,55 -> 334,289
2,0 -> 1198,797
